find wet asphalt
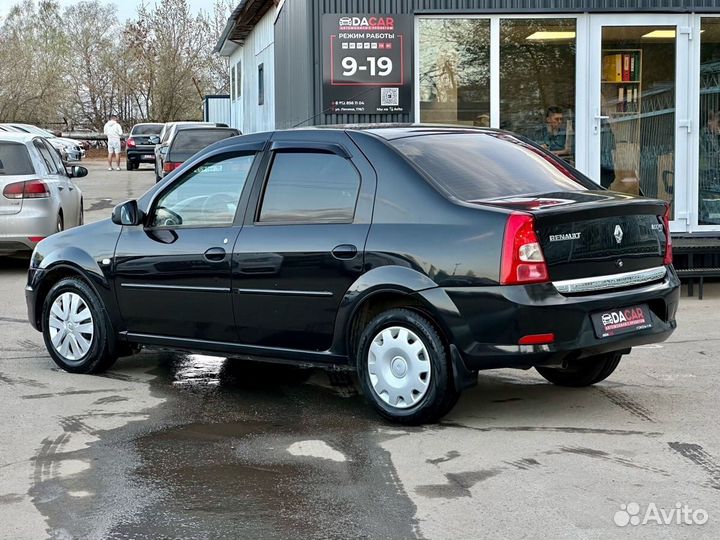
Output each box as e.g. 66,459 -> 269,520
2,162 -> 720,539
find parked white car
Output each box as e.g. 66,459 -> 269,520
1,124 -> 85,162
0,133 -> 85,255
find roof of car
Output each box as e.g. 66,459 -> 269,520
0,132 -> 36,143
311,123 -> 496,140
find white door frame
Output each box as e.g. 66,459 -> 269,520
586,13 -> 694,233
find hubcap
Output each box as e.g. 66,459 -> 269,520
48,292 -> 94,362
368,326 -> 431,409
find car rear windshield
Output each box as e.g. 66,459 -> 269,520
132,124 -> 163,135
390,132 -> 588,201
172,129 -> 236,153
0,142 -> 34,175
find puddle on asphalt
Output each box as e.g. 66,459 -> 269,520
31,350 -> 420,540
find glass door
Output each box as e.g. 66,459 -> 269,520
588,14 -> 691,232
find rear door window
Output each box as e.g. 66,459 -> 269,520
258,152 -> 360,223
390,132 -> 591,201
33,139 -> 60,175
43,139 -> 66,173
0,142 -> 35,175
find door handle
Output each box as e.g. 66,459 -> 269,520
203,247 -> 226,262
332,244 -> 358,260
594,115 -> 610,120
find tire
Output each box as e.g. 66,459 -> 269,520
78,200 -> 84,226
56,213 -> 64,233
535,351 -> 623,387
356,308 -> 460,425
41,277 -> 117,374
154,163 -> 161,182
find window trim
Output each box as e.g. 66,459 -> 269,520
254,149 -> 362,226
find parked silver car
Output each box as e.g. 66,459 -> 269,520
1,124 -> 85,162
0,133 -> 85,255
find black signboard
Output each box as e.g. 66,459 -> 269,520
322,14 -> 413,115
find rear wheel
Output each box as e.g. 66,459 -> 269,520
56,213 -> 64,233
42,277 -> 117,373
356,308 -> 460,425
535,351 -> 623,387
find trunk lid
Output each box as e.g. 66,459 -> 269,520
477,191 -> 668,282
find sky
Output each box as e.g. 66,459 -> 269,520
0,0 -> 215,22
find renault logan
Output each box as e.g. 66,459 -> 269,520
25,126 -> 679,424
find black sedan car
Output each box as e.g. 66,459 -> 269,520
125,123 -> 163,170
25,126 -> 678,424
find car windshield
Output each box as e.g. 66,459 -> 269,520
132,124 -> 163,135
171,129 -> 236,153
390,132 -> 588,201
17,125 -> 55,138
0,142 -> 35,175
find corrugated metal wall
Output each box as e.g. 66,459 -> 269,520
240,10 -> 276,133
273,0 -> 720,127
204,95 -> 232,125
275,2 -> 315,128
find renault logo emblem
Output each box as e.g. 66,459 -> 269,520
614,224 -> 624,244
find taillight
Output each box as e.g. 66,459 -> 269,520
127,137 -> 136,148
3,180 -> 50,199
163,161 -> 181,173
663,204 -> 673,265
500,212 -> 549,285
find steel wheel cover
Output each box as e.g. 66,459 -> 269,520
48,292 -> 94,363
368,326 -> 431,409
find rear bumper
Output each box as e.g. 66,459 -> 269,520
0,207 -> 58,253
127,148 -> 156,162
421,266 -> 680,371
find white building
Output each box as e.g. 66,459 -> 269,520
215,0 -> 278,134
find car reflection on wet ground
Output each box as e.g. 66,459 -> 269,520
31,351 -> 419,540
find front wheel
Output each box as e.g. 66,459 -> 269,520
42,277 -> 117,373
535,351 -> 623,387
356,309 -> 460,425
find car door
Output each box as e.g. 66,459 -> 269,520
232,131 -> 376,352
42,138 -> 80,224
113,147 -> 261,342
32,138 -> 74,222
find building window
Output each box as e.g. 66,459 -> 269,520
258,63 -> 264,106
500,19 -> 577,165
700,18 -> 720,226
236,60 -> 242,99
418,19 -> 491,126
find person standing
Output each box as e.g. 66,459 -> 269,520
103,114 -> 123,171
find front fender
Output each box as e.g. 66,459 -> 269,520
32,247 -> 123,333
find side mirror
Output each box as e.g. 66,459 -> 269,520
68,165 -> 88,178
149,136 -> 160,144
111,199 -> 143,226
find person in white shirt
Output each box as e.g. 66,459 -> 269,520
103,115 -> 123,171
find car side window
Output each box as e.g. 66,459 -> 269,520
149,152 -> 256,228
258,151 -> 360,223
43,139 -> 66,173
33,140 -> 59,175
